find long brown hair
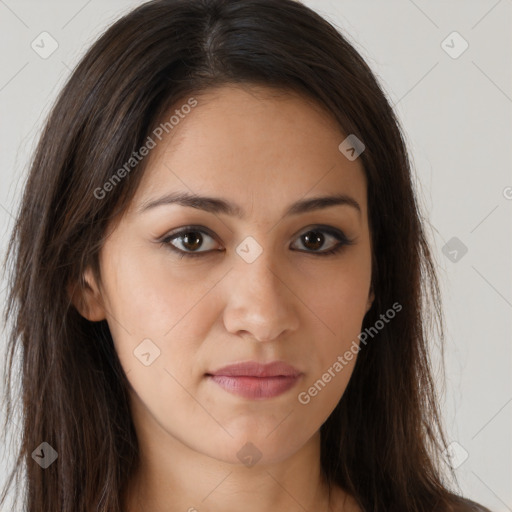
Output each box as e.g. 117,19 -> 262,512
0,0 -> 484,510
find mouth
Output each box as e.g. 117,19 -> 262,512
205,361 -> 303,400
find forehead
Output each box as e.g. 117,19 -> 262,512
131,84 -> 368,220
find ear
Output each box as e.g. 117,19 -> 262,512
68,267 -> 106,322
365,286 -> 375,313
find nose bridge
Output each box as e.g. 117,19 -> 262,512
234,232 -> 282,290
222,237 -> 299,341
240,252 -> 282,300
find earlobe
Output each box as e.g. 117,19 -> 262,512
68,268 -> 106,322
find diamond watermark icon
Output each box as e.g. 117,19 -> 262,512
338,134 -> 365,161
236,236 -> 263,263
31,32 -> 59,59
443,441 -> 469,469
237,442 -> 262,468
32,442 -> 58,469
134,338 -> 161,366
441,31 -> 469,59
442,237 -> 468,263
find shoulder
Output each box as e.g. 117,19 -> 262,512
329,487 -> 492,512
444,496 -> 493,512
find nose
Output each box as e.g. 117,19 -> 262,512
222,249 -> 300,342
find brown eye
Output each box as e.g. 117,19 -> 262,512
290,226 -> 354,256
180,232 -> 203,251
161,225 -> 353,259
161,226 -> 221,258
302,231 -> 325,251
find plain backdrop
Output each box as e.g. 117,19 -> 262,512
0,1 -> 511,510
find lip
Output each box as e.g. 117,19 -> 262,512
206,361 -> 303,400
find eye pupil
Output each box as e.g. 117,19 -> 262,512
183,232 -> 202,251
303,231 -> 324,251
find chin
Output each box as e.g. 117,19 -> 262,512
207,429 -> 312,468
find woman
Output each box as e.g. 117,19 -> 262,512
1,0 -> 492,510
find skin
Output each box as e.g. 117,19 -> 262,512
77,84 -> 374,512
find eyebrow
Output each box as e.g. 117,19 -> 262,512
137,191 -> 361,218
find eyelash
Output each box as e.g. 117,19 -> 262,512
159,225 -> 355,259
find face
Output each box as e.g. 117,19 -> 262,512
79,84 -> 374,466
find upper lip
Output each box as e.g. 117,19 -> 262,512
206,361 -> 302,378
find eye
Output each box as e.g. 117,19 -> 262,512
290,226 -> 354,256
159,225 -> 354,259
160,226 -> 222,259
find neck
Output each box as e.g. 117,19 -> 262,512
122,409 -> 334,512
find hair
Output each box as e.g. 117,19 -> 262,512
0,0 -> 488,511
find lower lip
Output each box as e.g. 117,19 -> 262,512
207,375 -> 302,399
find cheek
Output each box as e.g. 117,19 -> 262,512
296,250 -> 372,340
294,280 -> 366,424
103,247 -> 218,329
100,247 -> 223,374
294,248 -> 371,396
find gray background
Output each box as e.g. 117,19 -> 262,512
0,0 -> 511,510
